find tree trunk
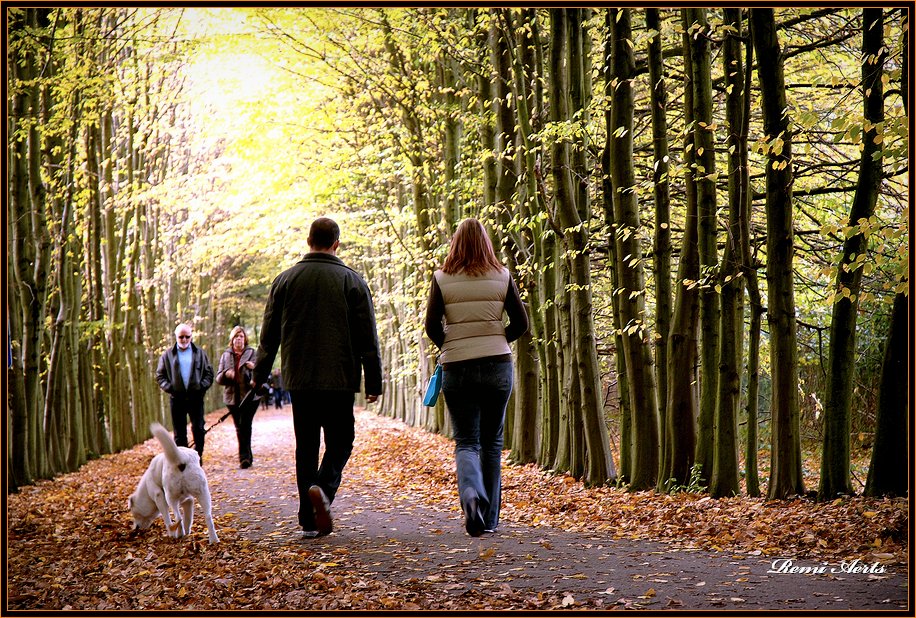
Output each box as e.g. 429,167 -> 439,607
686,8 -> 721,487
645,8 -> 672,462
819,8 -> 885,501
602,10 -> 631,483
750,8 -> 806,499
500,8 -> 543,465
489,10 -> 521,453
737,26 -> 762,497
660,10 -> 701,491
709,7 -> 744,498
864,292 -> 908,496
548,9 -> 615,484
864,10 -> 906,499
607,8 -> 658,491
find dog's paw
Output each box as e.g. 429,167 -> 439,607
167,521 -> 183,538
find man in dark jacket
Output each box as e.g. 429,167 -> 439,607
156,323 -> 214,461
254,217 -> 383,539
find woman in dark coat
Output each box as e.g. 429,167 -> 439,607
215,326 -> 259,468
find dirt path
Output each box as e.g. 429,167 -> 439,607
202,405 -> 907,611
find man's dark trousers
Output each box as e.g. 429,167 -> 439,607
289,390 -> 356,530
170,394 -> 206,457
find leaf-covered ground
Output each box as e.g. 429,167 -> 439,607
356,414 -> 908,565
7,405 -> 908,610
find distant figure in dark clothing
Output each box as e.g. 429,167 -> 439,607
254,217 -> 383,539
272,369 -> 285,408
155,323 -> 214,462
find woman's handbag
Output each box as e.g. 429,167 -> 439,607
423,362 -> 443,407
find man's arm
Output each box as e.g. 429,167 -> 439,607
199,349 -> 214,391
350,277 -> 383,397
253,276 -> 284,386
156,351 -> 173,393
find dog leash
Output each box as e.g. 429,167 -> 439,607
189,388 -> 258,449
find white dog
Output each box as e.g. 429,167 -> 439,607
128,422 -> 219,543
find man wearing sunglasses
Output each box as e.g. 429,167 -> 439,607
156,323 -> 215,462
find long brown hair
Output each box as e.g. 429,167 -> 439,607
441,218 -> 504,276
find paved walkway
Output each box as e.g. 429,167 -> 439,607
202,406 -> 908,610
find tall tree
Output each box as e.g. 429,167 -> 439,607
488,9 -> 539,459
548,8 -> 615,485
496,8 -> 543,466
750,8 -> 805,499
819,8 -> 885,500
865,10 -> 908,498
864,292 -> 909,496
709,8 -> 745,498
606,7 -> 658,490
645,8 -> 672,462
660,9 -> 701,491
737,22 -> 763,498
686,8 -> 721,487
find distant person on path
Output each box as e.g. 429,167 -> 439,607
215,326 -> 259,469
156,323 -> 214,463
262,375 -> 273,410
254,217 -> 383,539
424,218 -> 529,536
272,369 -> 285,408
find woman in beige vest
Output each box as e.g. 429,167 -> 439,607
424,218 -> 529,536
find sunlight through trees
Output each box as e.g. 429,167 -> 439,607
7,7 -> 909,500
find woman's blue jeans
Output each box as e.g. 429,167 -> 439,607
441,358 -> 513,530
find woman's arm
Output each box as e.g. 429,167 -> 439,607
424,275 -> 446,349
504,277 -> 530,343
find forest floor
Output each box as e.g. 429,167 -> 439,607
7,405 -> 910,611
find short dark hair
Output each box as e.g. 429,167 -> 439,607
308,217 -> 340,250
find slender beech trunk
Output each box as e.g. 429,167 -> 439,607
686,8 -> 721,487
8,7 -> 38,487
865,10 -> 907,498
865,292 -> 908,496
739,29 -> 762,497
549,9 -> 615,484
476,11 -> 497,217
709,8 -> 744,498
819,8 -> 885,500
499,8 -> 542,465
750,8 -> 805,499
607,8 -> 658,491
645,8 -> 672,464
660,11 -> 701,491
602,10 -> 632,483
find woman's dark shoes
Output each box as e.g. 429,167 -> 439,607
462,491 -> 485,537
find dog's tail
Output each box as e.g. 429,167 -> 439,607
151,422 -> 186,469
